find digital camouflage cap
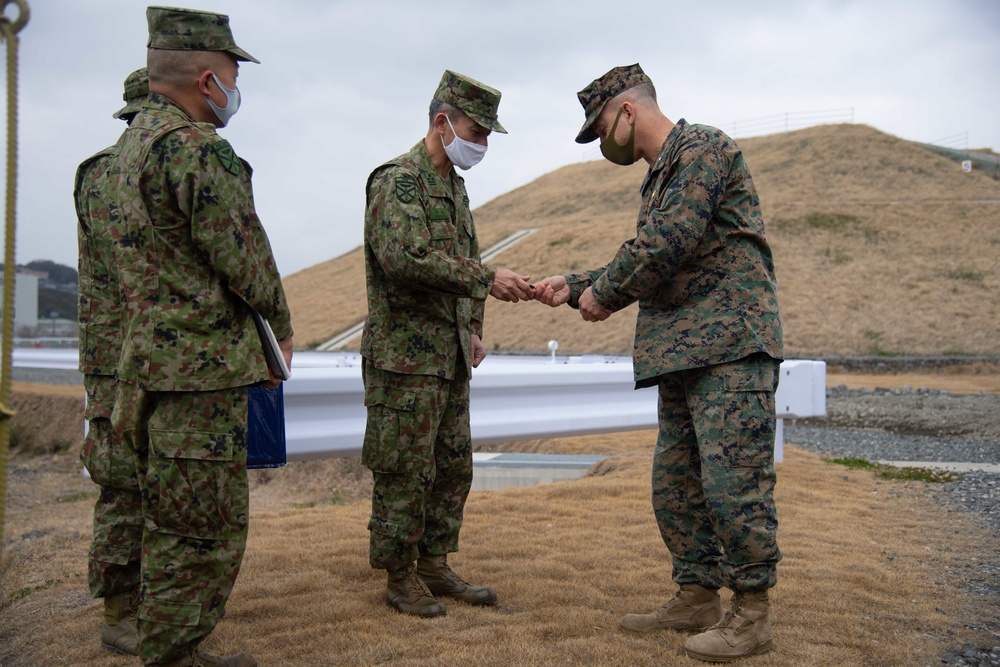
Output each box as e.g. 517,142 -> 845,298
146,6 -> 260,64
112,67 -> 149,120
575,63 -> 651,144
433,70 -> 507,134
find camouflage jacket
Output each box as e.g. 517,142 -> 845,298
75,146 -> 121,377
567,120 -> 783,385
107,93 -> 292,392
361,139 -> 495,379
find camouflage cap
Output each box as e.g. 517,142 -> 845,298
433,70 -> 507,134
575,63 -> 651,144
112,67 -> 149,120
146,6 -> 259,64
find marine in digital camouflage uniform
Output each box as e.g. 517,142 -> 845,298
362,70 -> 533,618
75,66 -> 149,657
105,7 -> 291,667
534,64 -> 784,662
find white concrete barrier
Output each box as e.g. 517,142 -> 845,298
14,350 -> 826,463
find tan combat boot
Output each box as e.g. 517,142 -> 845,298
155,650 -> 258,667
416,554 -> 497,606
192,651 -> 258,666
684,588 -> 773,662
100,588 -> 139,656
619,583 -> 722,633
387,563 -> 447,617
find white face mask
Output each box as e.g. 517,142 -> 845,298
206,72 -> 241,127
441,115 -> 487,170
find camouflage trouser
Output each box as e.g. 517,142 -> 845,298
112,383 -> 249,666
362,360 -> 473,571
81,374 -> 142,598
652,353 -> 781,592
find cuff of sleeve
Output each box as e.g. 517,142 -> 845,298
480,264 -> 498,300
271,317 -> 294,342
591,274 -> 631,313
565,273 -> 590,309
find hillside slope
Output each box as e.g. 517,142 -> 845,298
284,124 -> 1000,356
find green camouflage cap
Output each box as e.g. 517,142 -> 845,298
575,63 -> 651,144
433,70 -> 507,134
146,6 -> 260,64
112,67 -> 149,120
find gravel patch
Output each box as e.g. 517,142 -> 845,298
11,367 -> 83,385
786,387 -> 1000,666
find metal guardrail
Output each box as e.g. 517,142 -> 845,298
13,350 -> 825,463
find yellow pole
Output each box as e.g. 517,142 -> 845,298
0,0 -> 30,555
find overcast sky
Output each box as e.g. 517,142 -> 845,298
2,0 -> 998,276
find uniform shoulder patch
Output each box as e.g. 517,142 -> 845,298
394,174 -> 418,204
212,139 -> 241,176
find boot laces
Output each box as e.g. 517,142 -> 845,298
440,562 -> 469,587
403,565 -> 433,597
126,587 -> 141,616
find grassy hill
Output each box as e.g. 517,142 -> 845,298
284,124 -> 1000,357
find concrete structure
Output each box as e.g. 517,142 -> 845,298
0,271 -> 39,333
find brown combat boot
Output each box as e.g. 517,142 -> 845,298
416,554 -> 497,606
155,650 -> 258,667
684,588 -> 773,662
192,651 -> 258,667
619,583 -> 722,633
100,588 -> 139,656
387,563 -> 447,617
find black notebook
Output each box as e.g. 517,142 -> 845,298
252,311 -> 291,380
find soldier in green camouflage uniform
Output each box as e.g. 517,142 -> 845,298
535,64 -> 784,662
362,70 -> 533,618
105,8 -> 292,667
76,66 -> 149,657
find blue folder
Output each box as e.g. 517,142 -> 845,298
247,384 -> 287,469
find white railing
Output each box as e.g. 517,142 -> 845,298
13,349 -> 825,463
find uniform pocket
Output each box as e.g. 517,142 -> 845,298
721,363 -> 777,469
427,216 -> 455,252
138,597 -> 201,628
363,387 -> 416,473
147,429 -> 247,539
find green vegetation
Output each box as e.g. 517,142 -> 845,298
861,330 -> 900,357
54,491 -> 97,504
945,269 -> 984,282
0,579 -> 63,610
825,457 -> 960,483
806,213 -> 859,231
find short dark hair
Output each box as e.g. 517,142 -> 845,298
618,81 -> 657,105
428,99 -> 464,128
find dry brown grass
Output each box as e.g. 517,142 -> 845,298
2,428 -> 994,666
7,382 -> 86,455
284,124 -> 1000,357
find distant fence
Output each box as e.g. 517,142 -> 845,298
728,108 -> 855,138
918,142 -> 1000,177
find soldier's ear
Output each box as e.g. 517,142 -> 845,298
195,70 -> 214,96
433,113 -> 449,135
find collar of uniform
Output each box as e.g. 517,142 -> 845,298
409,139 -> 454,200
640,118 -> 688,197
142,91 -> 196,122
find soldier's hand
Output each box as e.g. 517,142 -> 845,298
490,268 -> 533,303
470,334 -> 487,368
533,276 -> 570,307
579,288 -> 611,322
263,337 -> 294,388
